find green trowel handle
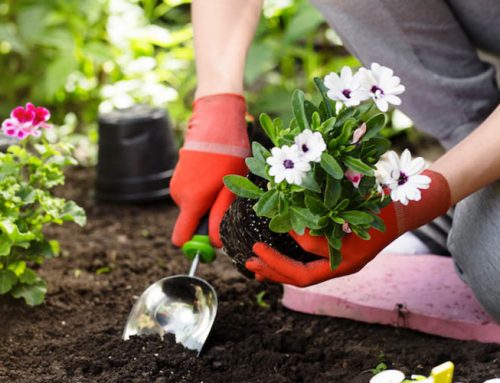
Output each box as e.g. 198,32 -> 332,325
181,215 -> 216,263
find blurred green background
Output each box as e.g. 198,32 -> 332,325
0,0 -> 418,164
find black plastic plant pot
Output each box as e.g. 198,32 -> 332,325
96,105 -> 178,202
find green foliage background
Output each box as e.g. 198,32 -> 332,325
0,0 -> 412,164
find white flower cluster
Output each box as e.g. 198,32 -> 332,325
324,63 -> 405,112
375,149 -> 431,205
267,129 -> 326,185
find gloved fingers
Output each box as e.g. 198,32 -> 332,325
245,257 -> 297,285
251,242 -> 335,287
209,186 -> 236,248
289,230 -> 329,258
171,208 -> 205,247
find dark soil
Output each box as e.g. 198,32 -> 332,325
220,189 -> 319,278
1,167 -> 499,383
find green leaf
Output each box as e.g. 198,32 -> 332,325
19,268 -> 37,285
305,194 -> 327,215
0,236 -> 12,256
352,227 -> 371,241
370,213 -> 386,232
326,232 -> 342,250
8,261 -> 26,277
246,157 -> 268,180
324,177 -> 342,209
305,101 -> 319,127
301,171 -> 321,193
334,198 -> 350,211
320,153 -> 344,179
368,137 -> 392,156
0,269 -> 17,294
284,2 -> 324,43
0,219 -> 35,243
290,212 -> 306,235
311,111 -> 321,131
17,5 -> 48,44
11,280 -> 47,306
255,291 -> 270,309
331,216 -> 345,225
30,240 -> 60,258
340,211 -> 374,225
290,207 -> 321,229
314,77 -> 335,118
252,141 -> 270,162
44,54 -> 78,100
96,267 -> 112,275
259,113 -> 278,145
292,90 -> 309,131
343,156 -> 374,176
278,192 -> 289,215
361,114 -> 388,142
358,176 -> 376,196
253,189 -> 279,218
320,117 -> 336,135
328,245 -> 342,270
224,175 -> 264,199
245,42 -> 276,84
330,118 -> 357,147
58,201 -> 87,226
269,213 -> 292,233
83,41 -> 115,64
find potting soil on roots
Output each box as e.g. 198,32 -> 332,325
1,168 -> 499,383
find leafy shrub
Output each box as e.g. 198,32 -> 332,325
0,106 -> 86,305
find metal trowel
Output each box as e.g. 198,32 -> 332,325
123,217 -> 217,355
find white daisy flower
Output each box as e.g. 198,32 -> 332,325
383,149 -> 431,205
266,145 -> 311,185
370,370 -> 406,383
324,66 -> 370,107
294,129 -> 326,163
359,63 -> 406,112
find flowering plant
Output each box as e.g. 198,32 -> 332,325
0,104 -> 86,305
224,64 -> 430,268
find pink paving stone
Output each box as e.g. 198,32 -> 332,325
282,253 -> 500,343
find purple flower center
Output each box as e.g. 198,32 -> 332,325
301,144 -> 309,153
283,159 -> 295,169
398,171 -> 409,185
342,89 -> 351,99
370,85 -> 384,98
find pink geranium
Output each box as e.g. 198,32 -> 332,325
1,103 -> 51,140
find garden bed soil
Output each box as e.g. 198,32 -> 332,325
1,167 -> 499,383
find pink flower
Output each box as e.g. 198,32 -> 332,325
351,123 -> 367,144
345,168 -> 363,188
342,222 -> 352,234
26,103 -> 51,129
1,103 -> 51,140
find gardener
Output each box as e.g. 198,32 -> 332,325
170,0 -> 500,321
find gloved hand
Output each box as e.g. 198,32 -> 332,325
245,170 -> 451,286
170,93 -> 250,248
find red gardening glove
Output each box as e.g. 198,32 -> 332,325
245,170 -> 451,287
170,94 -> 250,248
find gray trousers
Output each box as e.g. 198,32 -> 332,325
310,0 -> 500,320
